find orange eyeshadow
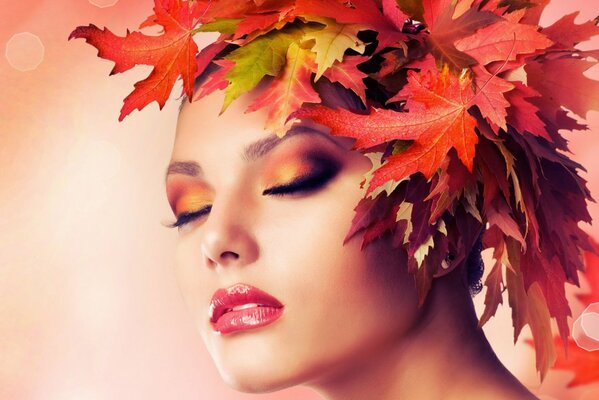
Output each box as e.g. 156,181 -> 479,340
262,157 -> 315,187
166,175 -> 213,216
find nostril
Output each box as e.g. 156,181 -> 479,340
220,251 -> 240,261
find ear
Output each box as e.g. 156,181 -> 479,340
433,210 -> 485,279
432,252 -> 463,278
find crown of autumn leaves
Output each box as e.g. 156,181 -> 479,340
69,0 -> 599,379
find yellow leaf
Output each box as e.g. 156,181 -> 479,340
363,152 -> 405,198
303,17 -> 367,81
414,234 -> 435,268
395,202 -> 414,245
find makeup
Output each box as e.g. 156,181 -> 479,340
261,148 -> 342,195
166,175 -> 213,217
209,283 -> 284,335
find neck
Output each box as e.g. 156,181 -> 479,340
305,271 -> 537,400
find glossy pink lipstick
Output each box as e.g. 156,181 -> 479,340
209,283 -> 284,335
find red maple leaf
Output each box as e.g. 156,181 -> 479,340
196,0 -> 293,22
454,16 -> 553,67
526,337 -> 599,388
424,2 -> 501,69
344,173 -> 409,249
246,43 -> 321,134
526,57 -> 599,119
504,81 -> 550,140
294,0 -> 407,50
195,40 -> 229,80
519,0 -> 550,26
195,59 -> 234,100
382,0 -> 409,31
422,0 -> 454,30
69,0 -> 205,121
425,147 -> 476,223
292,67 -> 478,194
469,65 -> 514,130
233,10 -> 296,39
322,56 -> 368,104
542,12 -> 599,50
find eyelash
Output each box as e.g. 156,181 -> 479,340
262,167 -> 336,196
166,206 -> 212,229
166,168 -> 337,229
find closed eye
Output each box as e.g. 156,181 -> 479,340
262,169 -> 338,196
166,205 -> 212,229
166,156 -> 341,229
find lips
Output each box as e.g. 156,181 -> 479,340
209,283 -> 284,334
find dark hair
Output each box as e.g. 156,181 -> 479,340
466,233 -> 484,297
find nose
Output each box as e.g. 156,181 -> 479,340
200,193 -> 259,269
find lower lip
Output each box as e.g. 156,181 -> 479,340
213,306 -> 284,335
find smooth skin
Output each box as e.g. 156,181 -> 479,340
166,89 -> 538,400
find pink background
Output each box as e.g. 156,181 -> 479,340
1,1 -> 598,399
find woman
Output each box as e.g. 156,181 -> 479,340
70,0 -> 598,398
166,85 -> 536,399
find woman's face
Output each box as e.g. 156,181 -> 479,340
167,90 -> 420,392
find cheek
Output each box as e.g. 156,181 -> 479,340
173,234 -> 212,337
304,237 -> 415,343
261,175 -> 417,366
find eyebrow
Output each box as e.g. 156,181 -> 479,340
164,127 -> 342,181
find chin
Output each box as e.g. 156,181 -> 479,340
221,372 -> 293,394
206,331 -> 305,394
216,360 -> 302,394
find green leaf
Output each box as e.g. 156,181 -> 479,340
392,140 -> 413,154
245,42 -> 321,136
196,18 -> 242,34
223,25 -> 308,110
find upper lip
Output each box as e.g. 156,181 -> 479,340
209,283 -> 284,323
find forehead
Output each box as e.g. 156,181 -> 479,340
173,90 -> 271,159
172,90 -> 356,165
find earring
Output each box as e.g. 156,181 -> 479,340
441,252 -> 454,270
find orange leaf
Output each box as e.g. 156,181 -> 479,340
246,42 -> 321,136
69,0 -> 204,121
454,17 -> 553,66
527,337 -> 599,388
322,55 -> 368,104
293,67 -> 478,194
425,2 -> 501,69
470,65 -> 514,130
